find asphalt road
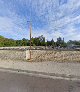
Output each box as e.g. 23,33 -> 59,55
0,71 -> 80,92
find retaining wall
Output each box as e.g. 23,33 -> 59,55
0,49 -> 80,62
31,50 -> 80,62
0,50 -> 30,61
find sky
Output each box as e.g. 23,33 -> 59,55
0,0 -> 80,41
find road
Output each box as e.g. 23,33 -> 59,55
0,70 -> 80,92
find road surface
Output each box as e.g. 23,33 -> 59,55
0,70 -> 80,92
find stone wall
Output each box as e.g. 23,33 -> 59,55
31,50 -> 80,62
0,50 -> 27,61
0,49 -> 80,62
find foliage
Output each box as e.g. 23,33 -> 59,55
0,35 -> 80,48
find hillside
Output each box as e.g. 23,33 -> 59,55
0,35 -> 16,47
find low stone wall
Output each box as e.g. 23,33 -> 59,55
0,49 -> 80,62
0,50 -> 28,61
31,50 -> 80,62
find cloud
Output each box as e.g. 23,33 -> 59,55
0,0 -> 80,41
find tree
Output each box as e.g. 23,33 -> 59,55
56,37 -> 67,47
31,35 -> 45,46
16,40 -> 22,46
21,38 -> 27,46
51,39 -> 54,46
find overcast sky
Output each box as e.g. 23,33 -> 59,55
0,0 -> 80,41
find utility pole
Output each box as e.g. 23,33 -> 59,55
30,21 -> 32,60
28,0 -> 32,60
27,21 -> 32,60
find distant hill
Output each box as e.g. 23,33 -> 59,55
0,35 -> 30,47
0,35 -> 17,47
0,35 -> 5,38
